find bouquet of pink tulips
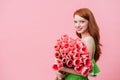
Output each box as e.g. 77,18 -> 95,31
52,35 -> 92,77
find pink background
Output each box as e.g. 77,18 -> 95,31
0,0 -> 120,80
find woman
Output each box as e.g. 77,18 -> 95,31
56,8 -> 102,80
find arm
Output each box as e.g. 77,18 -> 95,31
82,36 -> 95,59
56,71 -> 66,80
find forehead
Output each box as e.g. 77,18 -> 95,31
74,15 -> 87,21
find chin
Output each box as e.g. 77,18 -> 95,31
77,31 -> 83,34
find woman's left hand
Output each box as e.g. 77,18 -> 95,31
56,71 -> 65,80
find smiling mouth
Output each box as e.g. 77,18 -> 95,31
77,27 -> 82,31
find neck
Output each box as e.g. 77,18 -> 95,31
81,31 -> 90,39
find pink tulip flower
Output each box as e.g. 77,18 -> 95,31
54,45 -> 60,51
68,51 -> 74,56
73,53 -> 80,59
61,52 -> 66,57
66,59 -> 73,67
56,39 -> 62,46
66,54 -> 71,60
60,48 -> 64,54
62,57 -> 67,63
63,47 -> 70,54
52,64 -> 59,71
69,46 -> 75,51
75,38 -> 82,44
55,52 -> 61,59
74,66 -> 83,73
84,58 -> 92,67
53,63 -> 63,71
58,63 -> 63,69
75,44 -> 81,49
56,59 -> 63,64
73,59 -> 81,67
61,35 -> 69,42
69,38 -> 75,46
81,54 -> 88,59
80,66 -> 90,76
82,46 -> 88,53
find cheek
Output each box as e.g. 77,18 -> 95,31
74,23 -> 77,28
81,24 -> 86,28
82,23 -> 88,28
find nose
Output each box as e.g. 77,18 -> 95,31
75,25 -> 81,29
77,22 -> 80,26
75,23 -> 81,28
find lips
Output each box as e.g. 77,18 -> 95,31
76,27 -> 82,31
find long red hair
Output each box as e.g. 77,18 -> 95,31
73,8 -> 102,62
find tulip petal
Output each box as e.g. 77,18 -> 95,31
61,35 -> 69,42
52,64 -> 59,71
74,66 -> 83,73
73,59 -> 81,67
81,66 -> 90,76
55,52 -> 60,58
66,59 -> 73,67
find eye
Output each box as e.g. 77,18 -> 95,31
74,21 -> 77,23
80,21 -> 85,23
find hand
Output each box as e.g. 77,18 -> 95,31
56,71 -> 65,80
88,72 -> 96,77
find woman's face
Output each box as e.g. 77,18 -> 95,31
74,15 -> 89,34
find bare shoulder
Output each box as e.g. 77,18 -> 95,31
82,36 -> 95,44
82,36 -> 95,56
